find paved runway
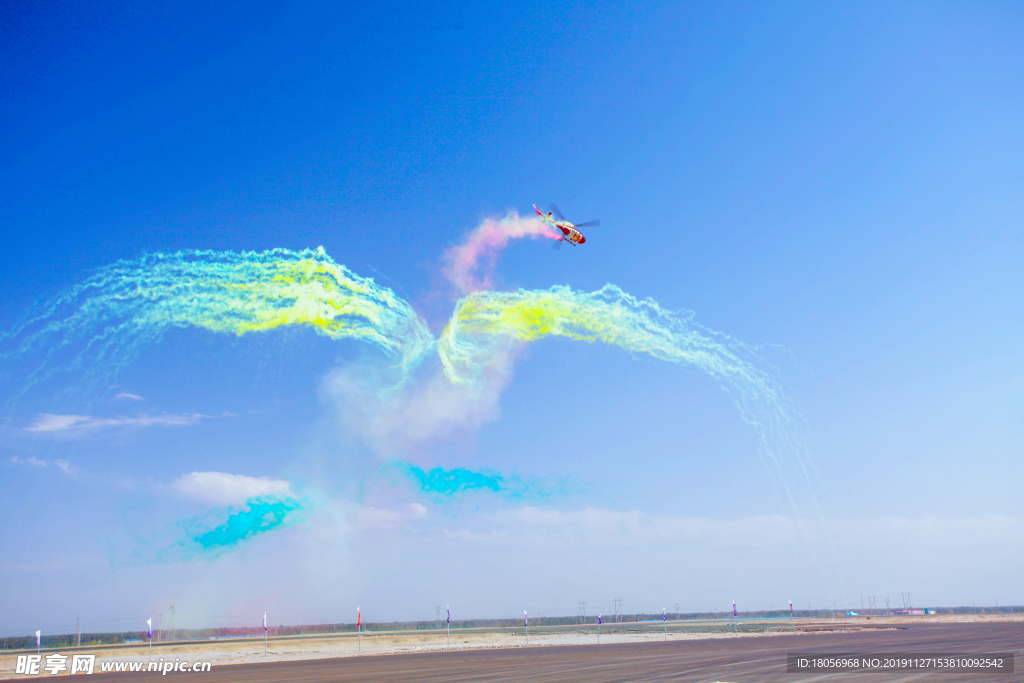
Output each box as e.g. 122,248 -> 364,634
89,622 -> 1022,682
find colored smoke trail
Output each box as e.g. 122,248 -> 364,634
439,284 -> 815,512
2,244 -> 818,520
402,463 -> 506,495
442,211 -> 561,293
1,247 -> 433,399
2,246 -> 814,503
394,461 -> 559,501
188,495 -> 304,553
440,284 -> 767,387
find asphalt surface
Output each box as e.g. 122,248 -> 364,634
88,622 -> 1022,682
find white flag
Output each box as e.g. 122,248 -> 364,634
35,630 -> 40,648
263,612 -> 267,631
147,618 -> 152,639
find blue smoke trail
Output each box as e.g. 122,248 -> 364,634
186,495 -> 305,553
402,463 -> 506,495
394,462 -> 560,501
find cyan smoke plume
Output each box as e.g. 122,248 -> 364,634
394,461 -> 560,501
187,495 -> 304,553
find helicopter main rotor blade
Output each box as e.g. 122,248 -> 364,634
551,239 -> 563,250
574,219 -> 601,227
549,203 -> 566,221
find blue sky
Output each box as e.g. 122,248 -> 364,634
2,1 -> 1022,634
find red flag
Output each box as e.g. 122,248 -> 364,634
357,607 -> 361,627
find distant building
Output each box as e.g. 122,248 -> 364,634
893,609 -> 927,615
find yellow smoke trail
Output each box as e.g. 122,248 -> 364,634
440,284 -> 758,388
439,283 -> 815,520
0,247 -> 434,398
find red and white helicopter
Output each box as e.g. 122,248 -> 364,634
534,204 -> 600,247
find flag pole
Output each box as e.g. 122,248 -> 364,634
147,618 -> 152,664
263,612 -> 268,656
35,630 -> 40,656
357,607 -> 361,653
524,611 -> 528,646
597,614 -> 601,644
446,606 -> 450,649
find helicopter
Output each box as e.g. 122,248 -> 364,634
534,204 -> 600,247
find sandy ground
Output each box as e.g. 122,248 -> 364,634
1,613 -> 1019,678
0,630 -> 775,676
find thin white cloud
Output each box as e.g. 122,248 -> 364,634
172,471 -> 294,507
25,412 -> 207,433
26,415 -> 84,432
54,459 -> 78,476
10,455 -> 47,467
10,455 -> 80,475
352,502 -> 428,530
115,392 -> 145,401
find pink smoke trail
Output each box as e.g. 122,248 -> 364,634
442,211 -> 561,293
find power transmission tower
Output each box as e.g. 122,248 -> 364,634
436,606 -> 440,626
168,603 -> 175,640
613,598 -> 622,623
76,618 -> 80,647
157,613 -> 163,642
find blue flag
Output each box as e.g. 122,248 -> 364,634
598,614 -> 601,625
446,606 -> 450,625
